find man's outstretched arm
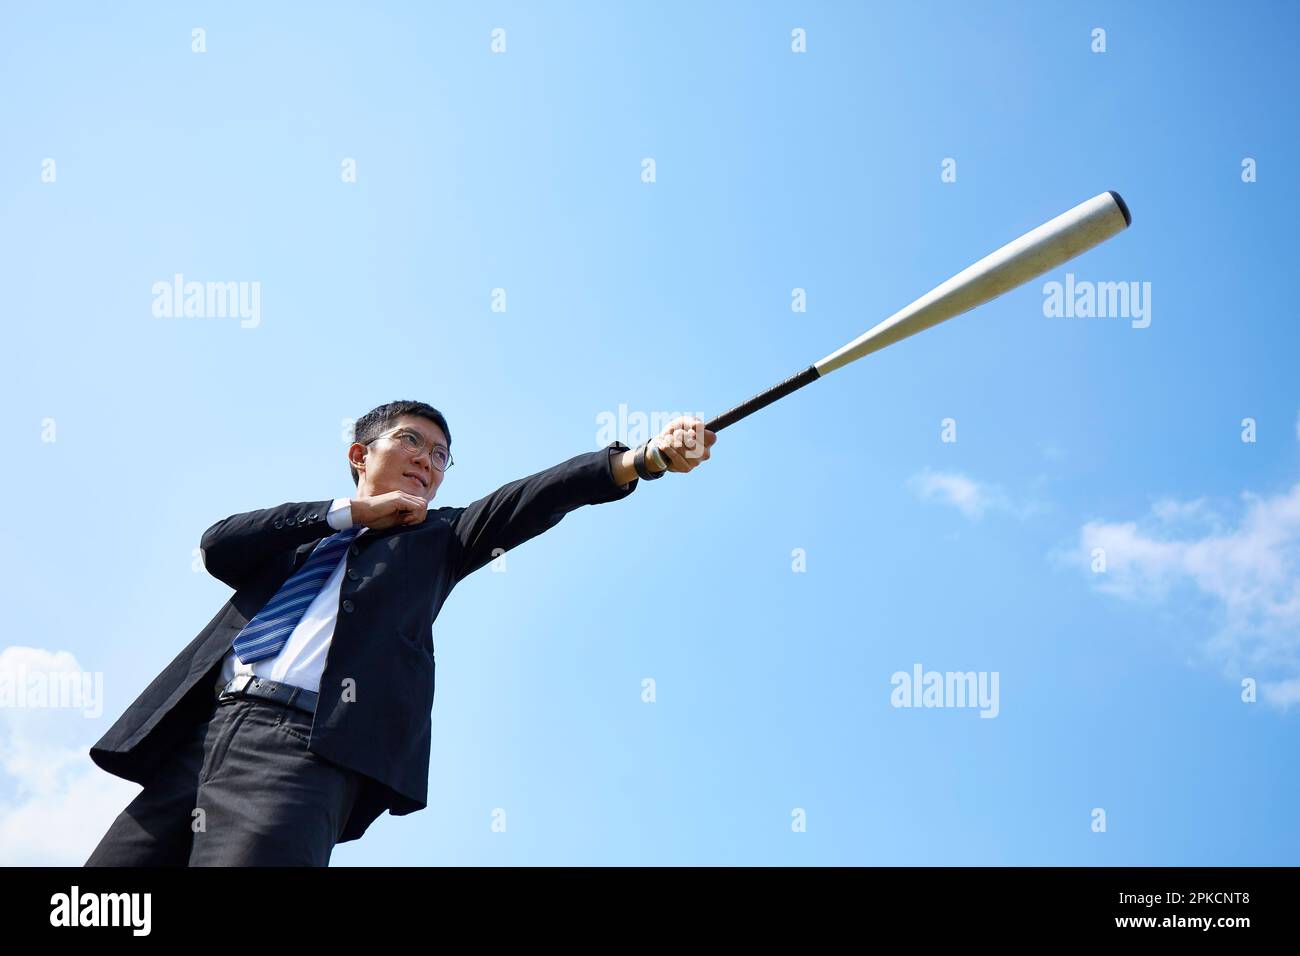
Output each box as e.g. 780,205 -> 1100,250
446,441 -> 634,583
449,417 -> 716,582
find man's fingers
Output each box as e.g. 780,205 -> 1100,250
659,442 -> 688,471
391,492 -> 428,523
653,417 -> 715,468
404,493 -> 428,520
648,416 -> 717,473
674,424 -> 705,460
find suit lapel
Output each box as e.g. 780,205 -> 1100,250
354,513 -> 440,550
353,524 -> 404,551
298,511 -> 443,568
291,537 -> 327,573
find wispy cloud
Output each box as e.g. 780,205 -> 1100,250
1071,480 -> 1300,711
0,646 -> 138,864
907,468 -> 1037,521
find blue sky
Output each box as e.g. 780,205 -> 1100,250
2,1 -> 1297,865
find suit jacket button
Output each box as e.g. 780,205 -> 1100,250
273,518 -> 284,529
347,569 -> 359,581
309,512 -> 319,520
349,544 -> 359,556
342,600 -> 354,613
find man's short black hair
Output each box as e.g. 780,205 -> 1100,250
349,400 -> 452,487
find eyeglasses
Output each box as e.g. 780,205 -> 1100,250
367,427 -> 454,472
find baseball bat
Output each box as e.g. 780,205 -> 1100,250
662,190 -> 1131,457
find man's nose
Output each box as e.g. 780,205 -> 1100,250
409,449 -> 434,476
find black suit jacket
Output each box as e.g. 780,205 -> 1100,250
89,441 -> 637,843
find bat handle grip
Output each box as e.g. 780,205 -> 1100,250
650,365 -> 821,469
702,365 -> 820,434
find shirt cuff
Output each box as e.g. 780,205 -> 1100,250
327,497 -> 353,530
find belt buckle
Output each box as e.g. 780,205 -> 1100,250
218,673 -> 254,701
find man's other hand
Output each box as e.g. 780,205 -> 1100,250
350,491 -> 429,530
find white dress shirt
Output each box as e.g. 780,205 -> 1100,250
217,497 -> 364,695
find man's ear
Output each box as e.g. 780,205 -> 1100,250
348,442 -> 367,481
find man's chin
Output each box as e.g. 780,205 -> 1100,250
379,479 -> 433,502
400,475 -> 431,495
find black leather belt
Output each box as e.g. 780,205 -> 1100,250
215,674 -> 318,716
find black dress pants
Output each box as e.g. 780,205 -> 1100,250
84,696 -> 363,866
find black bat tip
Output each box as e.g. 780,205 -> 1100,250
1107,190 -> 1132,227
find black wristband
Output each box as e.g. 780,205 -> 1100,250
634,441 -> 666,480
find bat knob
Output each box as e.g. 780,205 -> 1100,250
1107,190 -> 1132,227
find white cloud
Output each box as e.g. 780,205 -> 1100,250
907,468 -> 1036,521
1149,496 -> 1215,526
1073,482 -> 1300,710
0,646 -> 140,864
1264,678 -> 1300,709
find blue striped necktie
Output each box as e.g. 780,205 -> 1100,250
232,525 -> 362,664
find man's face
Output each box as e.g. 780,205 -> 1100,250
351,414 -> 449,502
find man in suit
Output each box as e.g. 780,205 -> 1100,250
85,399 -> 716,865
